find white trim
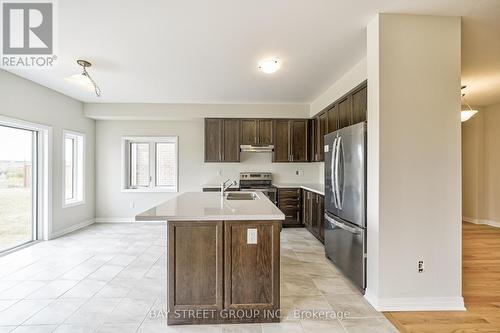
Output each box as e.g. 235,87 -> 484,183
0,115 -> 52,242
50,218 -> 95,239
62,129 -> 86,208
95,217 -> 163,223
364,291 -> 465,311
463,217 -> 500,228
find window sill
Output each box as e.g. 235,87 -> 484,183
63,200 -> 85,208
121,188 -> 177,193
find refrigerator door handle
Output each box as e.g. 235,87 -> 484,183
331,137 -> 338,208
337,136 -> 344,210
325,214 -> 360,234
334,136 -> 341,209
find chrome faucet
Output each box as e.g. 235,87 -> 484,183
221,179 -> 237,196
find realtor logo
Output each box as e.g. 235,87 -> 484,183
1,0 -> 56,67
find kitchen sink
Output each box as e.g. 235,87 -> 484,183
226,192 -> 259,200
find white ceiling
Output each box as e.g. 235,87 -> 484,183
4,0 -> 500,106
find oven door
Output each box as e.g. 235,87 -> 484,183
241,188 -> 277,205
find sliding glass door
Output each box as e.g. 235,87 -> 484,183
0,125 -> 37,252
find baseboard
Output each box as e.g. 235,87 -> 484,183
51,218 -> 95,239
463,217 -> 500,228
94,217 -> 162,223
364,291 -> 465,311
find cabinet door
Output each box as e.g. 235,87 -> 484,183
224,221 -> 280,311
303,190 -> 311,228
327,105 -> 339,134
258,119 -> 273,145
222,119 -> 240,162
317,195 -> 325,243
205,119 -> 222,162
352,85 -> 367,124
290,120 -> 308,162
273,120 -> 290,162
310,192 -> 319,237
317,112 -> 327,162
241,119 -> 257,145
338,97 -> 352,129
168,221 -> 223,316
308,119 -> 316,162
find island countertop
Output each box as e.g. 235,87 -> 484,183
135,191 -> 285,221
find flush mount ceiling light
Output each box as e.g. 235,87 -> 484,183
258,58 -> 281,74
65,60 -> 102,97
460,85 -> 478,122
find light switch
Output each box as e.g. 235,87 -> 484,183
247,228 -> 257,244
324,145 -> 329,153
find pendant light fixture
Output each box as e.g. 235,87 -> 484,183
66,60 -> 102,97
460,85 -> 478,122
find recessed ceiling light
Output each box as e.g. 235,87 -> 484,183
258,58 -> 281,74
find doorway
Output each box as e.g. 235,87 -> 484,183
0,124 -> 38,252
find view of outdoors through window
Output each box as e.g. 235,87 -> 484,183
0,125 -> 35,252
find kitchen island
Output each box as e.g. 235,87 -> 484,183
136,191 -> 285,325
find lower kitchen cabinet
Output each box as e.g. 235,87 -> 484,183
277,188 -> 302,227
167,220 -> 280,324
302,189 -> 325,243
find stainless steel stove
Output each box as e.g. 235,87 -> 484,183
239,172 -> 277,204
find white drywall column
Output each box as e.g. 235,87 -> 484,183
366,14 -> 464,311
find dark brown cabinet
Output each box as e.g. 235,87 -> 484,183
338,96 -> 352,129
224,221 -> 280,314
205,119 -> 223,162
327,104 -> 339,134
302,189 -> 325,243
310,81 -> 367,162
204,118 -> 240,162
273,120 -> 290,162
277,188 -> 302,227
273,119 -> 308,163
315,112 -> 328,162
352,85 -> 367,124
241,119 -> 274,145
168,220 -> 280,325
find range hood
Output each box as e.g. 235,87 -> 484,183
240,144 -> 274,152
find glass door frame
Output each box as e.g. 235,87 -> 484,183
0,115 -> 52,254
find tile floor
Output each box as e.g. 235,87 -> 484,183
0,223 -> 397,333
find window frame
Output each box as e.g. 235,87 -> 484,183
62,130 -> 85,208
121,136 -> 178,193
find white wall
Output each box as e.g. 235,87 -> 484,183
0,69 -> 95,236
310,58 -> 367,117
96,120 -> 321,219
366,14 -> 463,311
462,103 -> 500,227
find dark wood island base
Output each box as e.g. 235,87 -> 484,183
167,220 -> 281,325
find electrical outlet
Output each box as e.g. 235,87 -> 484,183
217,170 -> 222,176
295,170 -> 304,176
418,260 -> 424,273
130,201 -> 135,208
247,228 -> 257,244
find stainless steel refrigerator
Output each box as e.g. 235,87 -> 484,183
324,121 -> 366,292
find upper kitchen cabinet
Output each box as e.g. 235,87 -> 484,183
273,119 -> 308,162
290,120 -> 308,162
327,104 -> 339,134
241,119 -> 274,145
315,112 -> 328,162
338,96 -> 352,129
352,85 -> 367,124
205,118 -> 223,162
273,119 -> 290,162
204,118 -> 241,162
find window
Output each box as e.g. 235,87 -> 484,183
63,130 -> 85,207
122,136 -> 178,192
